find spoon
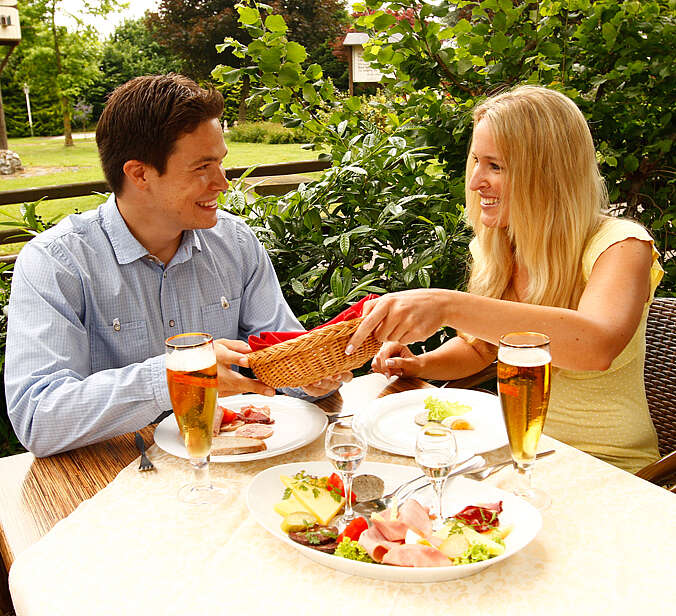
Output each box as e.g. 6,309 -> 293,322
352,456 -> 485,517
352,449 -> 556,517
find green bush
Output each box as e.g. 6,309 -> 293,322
215,0 -> 675,298
228,121 -> 308,144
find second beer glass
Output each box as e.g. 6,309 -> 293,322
166,332 -> 225,504
497,331 -> 551,510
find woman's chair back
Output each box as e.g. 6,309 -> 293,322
644,297 -> 676,457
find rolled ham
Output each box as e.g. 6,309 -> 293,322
381,544 -> 450,567
212,406 -> 224,437
358,526 -> 402,563
398,499 -> 433,538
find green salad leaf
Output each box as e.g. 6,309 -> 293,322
424,396 -> 471,421
334,537 -> 375,563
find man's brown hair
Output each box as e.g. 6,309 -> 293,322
96,74 -> 224,194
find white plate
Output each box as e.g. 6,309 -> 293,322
357,388 -> 507,457
153,394 -> 328,463
247,461 -> 542,583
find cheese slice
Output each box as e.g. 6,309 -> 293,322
280,475 -> 344,525
273,496 -> 309,518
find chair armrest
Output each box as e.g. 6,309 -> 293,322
635,450 -> 676,492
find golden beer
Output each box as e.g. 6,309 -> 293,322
498,345 -> 551,466
166,342 -> 218,459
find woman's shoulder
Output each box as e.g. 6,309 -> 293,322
582,216 -> 663,289
584,216 -> 654,263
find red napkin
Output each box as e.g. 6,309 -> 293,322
248,294 -> 379,351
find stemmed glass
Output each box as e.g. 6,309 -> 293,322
497,331 -> 552,510
166,332 -> 226,504
415,423 -> 457,531
325,418 -> 367,530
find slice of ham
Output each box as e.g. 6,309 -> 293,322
358,526 -> 402,563
381,544 -> 450,567
371,512 -> 409,543
235,423 -> 274,440
398,499 -> 433,538
212,406 -> 224,437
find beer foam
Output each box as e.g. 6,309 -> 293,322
166,346 -> 216,372
498,346 -> 551,367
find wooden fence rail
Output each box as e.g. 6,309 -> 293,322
0,159 -> 331,264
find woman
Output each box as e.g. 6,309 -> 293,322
346,85 -> 662,473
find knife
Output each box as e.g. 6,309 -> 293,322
467,449 -> 556,478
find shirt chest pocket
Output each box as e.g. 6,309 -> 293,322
90,319 -> 150,373
201,297 -> 241,340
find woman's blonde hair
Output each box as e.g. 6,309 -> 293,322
465,85 -> 607,309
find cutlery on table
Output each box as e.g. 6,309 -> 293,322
352,449 -> 555,516
134,432 -> 155,472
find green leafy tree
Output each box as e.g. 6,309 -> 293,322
87,18 -> 183,120
147,0 -> 348,121
214,0 -> 674,328
10,0 -> 125,145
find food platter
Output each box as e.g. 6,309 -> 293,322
356,388 -> 507,457
247,461 -> 542,583
154,394 -> 327,463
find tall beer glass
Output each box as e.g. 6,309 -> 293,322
166,332 -> 225,504
497,332 -> 551,510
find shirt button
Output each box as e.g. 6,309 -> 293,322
169,320 -> 175,327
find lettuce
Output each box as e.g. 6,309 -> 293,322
424,396 -> 471,421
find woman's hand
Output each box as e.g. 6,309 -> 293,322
346,289 -> 451,355
371,342 -> 422,378
301,372 -> 353,397
214,338 -> 275,397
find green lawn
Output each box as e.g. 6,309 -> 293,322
0,134 -> 321,255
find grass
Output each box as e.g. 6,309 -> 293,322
0,133 -> 322,255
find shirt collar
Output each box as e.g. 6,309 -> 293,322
100,194 -> 202,266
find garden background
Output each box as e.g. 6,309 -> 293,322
0,0 -> 673,457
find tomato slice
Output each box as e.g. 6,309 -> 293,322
337,517 -> 369,543
219,406 -> 239,425
326,473 -> 356,503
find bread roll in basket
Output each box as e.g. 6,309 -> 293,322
247,317 -> 380,389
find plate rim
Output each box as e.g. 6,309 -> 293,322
357,387 -> 506,457
246,460 -> 542,583
153,394 -> 328,463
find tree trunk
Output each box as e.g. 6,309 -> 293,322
238,74 -> 250,124
62,97 -> 73,147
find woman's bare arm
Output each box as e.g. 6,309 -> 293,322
349,238 -> 653,372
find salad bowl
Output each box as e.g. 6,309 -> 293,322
247,461 -> 542,583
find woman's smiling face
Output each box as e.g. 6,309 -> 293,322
468,120 -> 509,229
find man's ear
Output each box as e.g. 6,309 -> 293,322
122,160 -> 153,191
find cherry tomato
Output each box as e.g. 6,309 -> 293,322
219,406 -> 239,425
337,517 -> 369,543
326,473 -> 357,503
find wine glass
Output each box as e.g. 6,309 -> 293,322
415,422 -> 457,531
165,332 -> 226,504
325,418 -> 367,530
497,331 -> 552,510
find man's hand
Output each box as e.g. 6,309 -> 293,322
301,372 -> 353,397
214,338 -> 275,397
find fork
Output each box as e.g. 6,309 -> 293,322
134,432 -> 155,472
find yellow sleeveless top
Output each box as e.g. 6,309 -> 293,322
544,218 -> 663,473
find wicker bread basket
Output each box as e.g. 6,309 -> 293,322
247,317 -> 381,388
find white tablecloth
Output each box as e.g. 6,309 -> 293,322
8,379 -> 676,615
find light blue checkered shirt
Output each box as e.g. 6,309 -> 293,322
5,195 -> 303,456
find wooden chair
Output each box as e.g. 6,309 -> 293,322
636,297 -> 676,491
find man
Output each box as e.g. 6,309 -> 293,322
5,74 -> 345,457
